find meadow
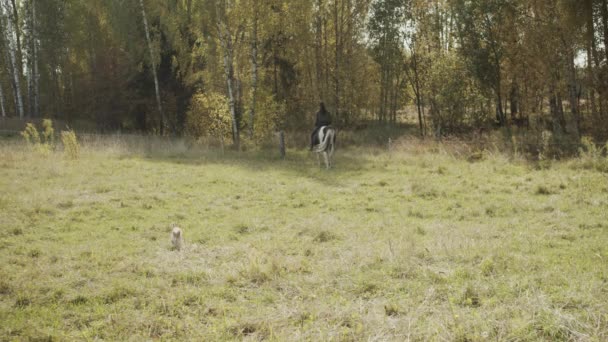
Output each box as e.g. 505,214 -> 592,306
1,133 -> 607,341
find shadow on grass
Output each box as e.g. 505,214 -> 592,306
138,146 -> 375,186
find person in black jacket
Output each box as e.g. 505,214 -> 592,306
310,102 -> 332,150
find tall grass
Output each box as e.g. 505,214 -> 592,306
1,131 -> 607,340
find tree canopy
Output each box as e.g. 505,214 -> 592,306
1,0 -> 607,146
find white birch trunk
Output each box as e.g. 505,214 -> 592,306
27,2 -> 32,118
249,1 -> 258,139
0,81 -> 6,118
26,0 -> 36,117
2,0 -> 24,119
32,0 -> 38,117
27,56 -> 32,117
217,16 -> 240,148
0,1 -> 9,118
139,0 -> 166,135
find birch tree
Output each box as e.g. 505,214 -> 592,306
1,0 -> 23,119
0,77 -> 6,118
139,0 -> 166,135
0,5 -> 8,119
25,0 -> 39,118
32,0 -> 38,118
214,1 -> 243,148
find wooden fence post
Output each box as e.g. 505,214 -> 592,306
279,130 -> 285,160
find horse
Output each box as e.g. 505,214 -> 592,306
311,126 -> 336,169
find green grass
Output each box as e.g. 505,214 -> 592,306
1,136 -> 608,341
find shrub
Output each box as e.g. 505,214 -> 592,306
579,136 -> 603,159
576,136 -> 608,172
41,119 -> 55,146
21,123 -> 41,145
21,119 -> 55,155
61,130 -> 80,160
247,89 -> 285,146
185,92 -> 232,148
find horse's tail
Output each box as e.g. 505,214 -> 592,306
314,127 -> 335,153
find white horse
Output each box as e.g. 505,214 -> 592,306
312,126 -> 336,169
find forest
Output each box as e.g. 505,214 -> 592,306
1,0 -> 608,150
3,1 -> 608,340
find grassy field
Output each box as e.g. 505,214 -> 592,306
1,135 -> 608,341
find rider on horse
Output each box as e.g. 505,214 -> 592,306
310,102 -> 332,151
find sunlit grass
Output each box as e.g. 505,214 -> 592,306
1,136 -> 607,340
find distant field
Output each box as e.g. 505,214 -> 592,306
1,136 -> 607,341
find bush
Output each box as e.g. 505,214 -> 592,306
41,119 -> 55,146
426,52 -> 488,134
185,92 -> 232,148
579,136 -> 603,159
246,89 -> 285,146
61,130 -> 80,160
576,136 -> 608,172
21,123 -> 41,145
21,119 -> 55,155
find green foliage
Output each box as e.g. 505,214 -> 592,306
61,130 -> 80,160
21,123 -> 41,146
579,136 -> 604,159
185,92 -> 232,143
427,52 -> 487,132
576,136 -> 608,172
249,90 -> 285,146
21,120 -> 55,155
42,119 -> 55,146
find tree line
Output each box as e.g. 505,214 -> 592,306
1,0 -> 608,148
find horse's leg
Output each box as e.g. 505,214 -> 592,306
323,151 -> 330,169
316,152 -> 321,167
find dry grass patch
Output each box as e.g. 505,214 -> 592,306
1,136 -> 607,340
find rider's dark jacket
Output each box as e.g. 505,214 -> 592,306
315,108 -> 332,128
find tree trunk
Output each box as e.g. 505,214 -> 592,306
26,0 -> 38,118
587,43 -> 598,119
380,65 -> 388,123
0,81 -> 6,118
249,0 -> 258,139
509,82 -> 518,120
217,16 -> 240,149
567,50 -> 581,139
557,91 -> 566,132
390,71 -> 401,124
333,0 -> 340,125
235,63 -> 242,125
27,62 -> 33,117
324,17 -> 329,101
586,0 -> 603,118
549,77 -> 565,135
139,0 -> 166,135
9,0 -> 23,81
51,64 -> 62,117
279,130 -> 285,159
273,49 -> 278,96
496,94 -> 505,126
344,0 -> 353,125
87,15 -> 101,126
315,0 -> 323,100
2,0 -> 24,119
405,39 -> 425,137
602,0 -> 608,63
493,59 -> 505,126
32,0 -> 39,118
